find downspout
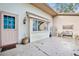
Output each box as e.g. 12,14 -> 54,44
52,16 -> 57,36
49,16 -> 55,37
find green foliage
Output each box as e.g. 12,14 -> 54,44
57,3 -> 75,13
48,3 -> 79,13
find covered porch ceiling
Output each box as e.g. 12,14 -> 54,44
31,3 -> 58,16
31,3 -> 79,16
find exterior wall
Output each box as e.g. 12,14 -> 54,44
0,3 -> 53,43
54,16 -> 79,37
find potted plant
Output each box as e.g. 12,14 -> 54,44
22,37 -> 29,44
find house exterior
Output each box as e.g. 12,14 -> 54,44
0,3 -> 55,48
0,3 -> 79,50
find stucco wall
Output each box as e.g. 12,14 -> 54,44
54,16 -> 79,36
0,3 -> 53,43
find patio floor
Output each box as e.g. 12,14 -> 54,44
0,37 -> 79,56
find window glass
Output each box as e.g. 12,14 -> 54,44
4,15 -> 15,29
33,19 -> 48,31
33,19 -> 38,31
4,15 -> 8,29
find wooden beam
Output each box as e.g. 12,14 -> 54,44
31,3 -> 58,16
58,13 -> 79,16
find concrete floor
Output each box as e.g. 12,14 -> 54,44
0,37 -> 79,56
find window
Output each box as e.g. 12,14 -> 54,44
4,15 -> 15,29
33,19 -> 38,31
63,25 -> 73,29
33,19 -> 48,31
